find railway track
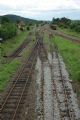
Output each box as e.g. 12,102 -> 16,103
9,39 -> 30,58
6,32 -> 33,62
35,36 -> 48,120
51,41 -> 78,119
0,31 -> 80,120
35,35 -> 80,120
0,39 -> 38,120
37,37 -> 47,62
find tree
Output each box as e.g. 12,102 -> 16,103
60,17 -> 71,27
52,17 -> 71,28
52,18 -> 60,24
1,16 -> 10,24
70,21 -> 80,32
0,23 -> 17,40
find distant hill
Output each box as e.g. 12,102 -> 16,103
0,14 -> 38,24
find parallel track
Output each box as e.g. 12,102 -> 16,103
36,37 -> 76,119
6,32 -> 33,62
0,31 -> 79,120
0,39 -> 38,120
52,41 -> 76,120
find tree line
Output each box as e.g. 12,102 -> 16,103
0,17 -> 17,40
51,17 -> 80,32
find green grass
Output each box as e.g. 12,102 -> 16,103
0,30 -> 28,91
21,39 -> 35,58
0,60 -> 21,91
1,30 -> 28,57
59,28 -> 80,38
44,33 -> 51,52
52,36 -> 80,81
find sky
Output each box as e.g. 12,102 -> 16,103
0,0 -> 80,20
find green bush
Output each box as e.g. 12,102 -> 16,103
1,16 -> 10,24
0,23 -> 17,40
52,17 -> 71,28
51,17 -> 80,33
26,26 -> 30,31
75,25 -> 80,32
70,22 -> 80,32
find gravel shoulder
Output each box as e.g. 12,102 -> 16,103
35,51 -> 80,119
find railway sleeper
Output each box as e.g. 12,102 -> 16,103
1,115 -> 13,120
19,76 -> 31,80
1,108 -> 16,113
7,96 -> 22,100
10,90 -> 24,93
12,83 -> 30,91
14,83 -> 27,86
1,106 -> 23,114
3,103 -> 23,109
10,93 -> 24,96
12,85 -> 26,88
9,94 -> 27,98
8,94 -> 27,100
5,100 -> 25,105
20,72 -> 32,76
8,92 -> 27,97
1,112 -> 21,120
2,105 -> 17,110
12,81 -> 27,84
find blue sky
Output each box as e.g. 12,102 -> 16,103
0,0 -> 80,20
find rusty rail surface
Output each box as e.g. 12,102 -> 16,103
53,41 -> 76,120
0,39 -> 38,120
5,32 -> 33,63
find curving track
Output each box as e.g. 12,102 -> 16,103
35,35 -> 80,120
0,31 -> 80,120
6,32 -> 33,62
0,39 -> 38,120
51,42 -> 78,120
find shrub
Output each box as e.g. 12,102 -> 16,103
26,26 -> 30,31
0,23 -> 17,40
51,17 -> 80,33
1,16 -> 10,24
70,22 -> 80,32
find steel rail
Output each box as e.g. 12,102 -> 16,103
12,51 -> 37,120
54,41 -> 76,120
0,40 -> 38,112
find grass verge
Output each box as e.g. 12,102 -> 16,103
53,36 -> 80,101
44,32 -> 80,104
52,36 -> 80,81
0,30 -> 28,91
1,30 -> 28,57
59,28 -> 80,38
0,60 -> 21,91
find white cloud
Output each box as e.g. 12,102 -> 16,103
0,0 -> 80,20
0,0 -> 80,10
